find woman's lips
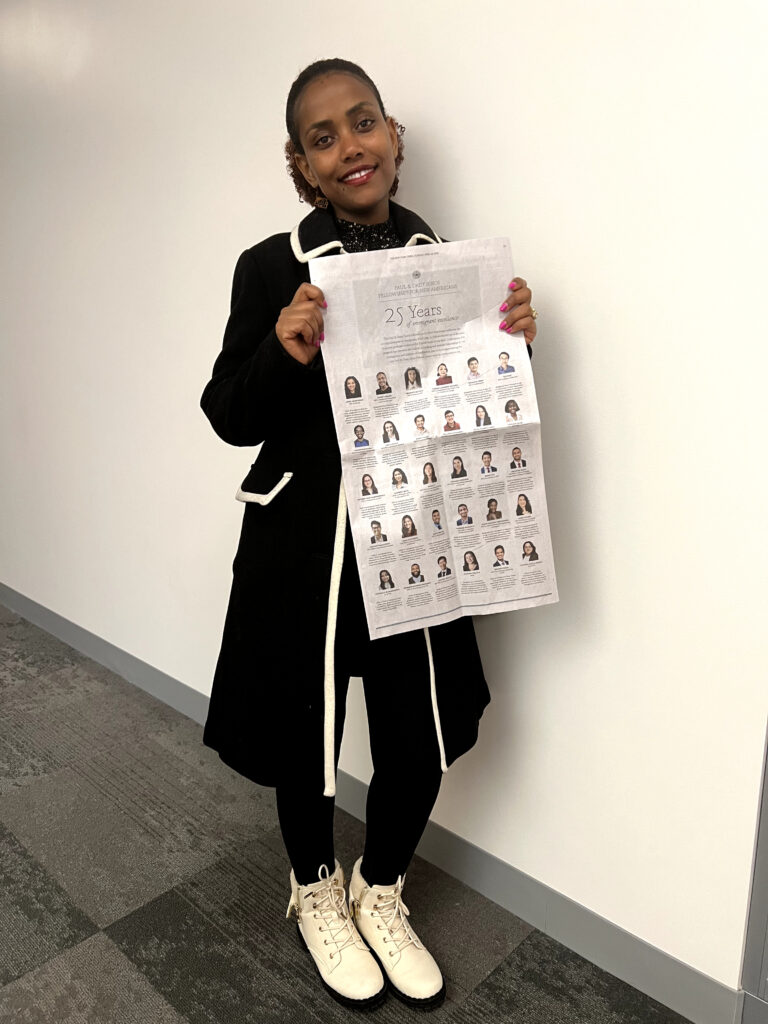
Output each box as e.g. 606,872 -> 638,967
339,166 -> 376,186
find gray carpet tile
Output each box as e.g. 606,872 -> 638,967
0,931 -> 189,1023
0,618 -> 182,795
447,929 -> 691,1024
0,717 -> 280,929
0,759 -> 220,928
0,822 -> 97,985
105,887 -> 342,1024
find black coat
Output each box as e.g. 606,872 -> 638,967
201,202 -> 491,790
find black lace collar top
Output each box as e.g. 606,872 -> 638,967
335,215 -> 402,253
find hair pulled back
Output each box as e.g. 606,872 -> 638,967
284,58 -> 405,207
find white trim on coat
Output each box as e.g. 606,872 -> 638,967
235,472 -> 294,506
323,481 -> 349,797
424,626 -> 448,772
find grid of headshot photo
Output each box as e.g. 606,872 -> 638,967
330,344 -> 557,638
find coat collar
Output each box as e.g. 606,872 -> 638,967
289,201 -> 443,263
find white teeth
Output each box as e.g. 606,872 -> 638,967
343,169 -> 371,181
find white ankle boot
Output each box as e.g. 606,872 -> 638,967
286,860 -> 386,1008
349,856 -> 445,1008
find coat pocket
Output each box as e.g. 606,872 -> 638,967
235,471 -> 293,506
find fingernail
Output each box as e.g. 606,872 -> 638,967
499,302 -> 508,312
319,332 -> 325,342
498,320 -> 507,331
509,281 -> 517,290
506,326 -> 515,334
322,301 -> 328,308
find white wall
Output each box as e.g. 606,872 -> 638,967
1,0 -> 766,992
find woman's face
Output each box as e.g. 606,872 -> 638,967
403,516 -> 413,531
518,495 -> 526,509
346,377 -> 356,393
385,422 -> 395,437
424,463 -> 433,478
393,470 -> 403,484
438,364 -> 447,376
363,475 -> 373,489
477,406 -> 486,419
466,553 -> 476,569
523,542 -> 533,555
453,457 -> 462,472
407,368 -> 416,382
293,73 -> 398,225
489,500 -> 497,512
380,570 -> 390,583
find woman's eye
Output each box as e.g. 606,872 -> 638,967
315,134 -> 332,147
357,118 -> 375,130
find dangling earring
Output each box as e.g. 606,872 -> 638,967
314,193 -> 328,209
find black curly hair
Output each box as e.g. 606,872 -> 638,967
284,58 -> 405,207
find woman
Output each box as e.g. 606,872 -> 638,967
475,404 -> 492,427
404,366 -> 422,390
486,498 -> 502,521
422,462 -> 438,485
435,363 -> 452,386
462,551 -> 479,572
201,57 -> 538,1011
345,375 -> 362,399
522,541 -> 539,561
504,399 -> 523,422
401,514 -> 417,538
378,569 -> 396,589
516,493 -> 533,516
451,456 -> 467,479
382,420 -> 399,443
361,474 -> 378,496
391,467 -> 408,490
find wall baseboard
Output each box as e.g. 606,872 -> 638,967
0,581 -> 750,1024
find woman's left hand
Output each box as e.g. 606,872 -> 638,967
499,277 -> 537,347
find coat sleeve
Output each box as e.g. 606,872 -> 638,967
200,248 -> 322,447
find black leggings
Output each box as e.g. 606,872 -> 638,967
275,523 -> 445,887
276,758 -> 443,887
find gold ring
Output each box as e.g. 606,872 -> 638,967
531,306 -> 538,320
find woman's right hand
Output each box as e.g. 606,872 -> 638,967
275,283 -> 326,365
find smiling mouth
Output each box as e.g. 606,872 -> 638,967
339,166 -> 376,185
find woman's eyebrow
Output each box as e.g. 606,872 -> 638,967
306,101 -> 376,133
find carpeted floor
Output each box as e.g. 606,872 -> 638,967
0,603 -> 691,1022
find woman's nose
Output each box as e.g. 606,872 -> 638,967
339,130 -> 363,159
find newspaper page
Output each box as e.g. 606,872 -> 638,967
310,236 -> 558,640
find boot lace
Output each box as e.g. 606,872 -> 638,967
372,876 -> 424,956
309,864 -> 366,957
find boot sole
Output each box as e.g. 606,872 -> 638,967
361,941 -> 447,1011
295,923 -> 388,1010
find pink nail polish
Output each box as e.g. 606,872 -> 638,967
319,332 -> 325,342
322,301 -> 328,308
498,320 -> 507,331
509,281 -> 517,290
499,302 -> 508,312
